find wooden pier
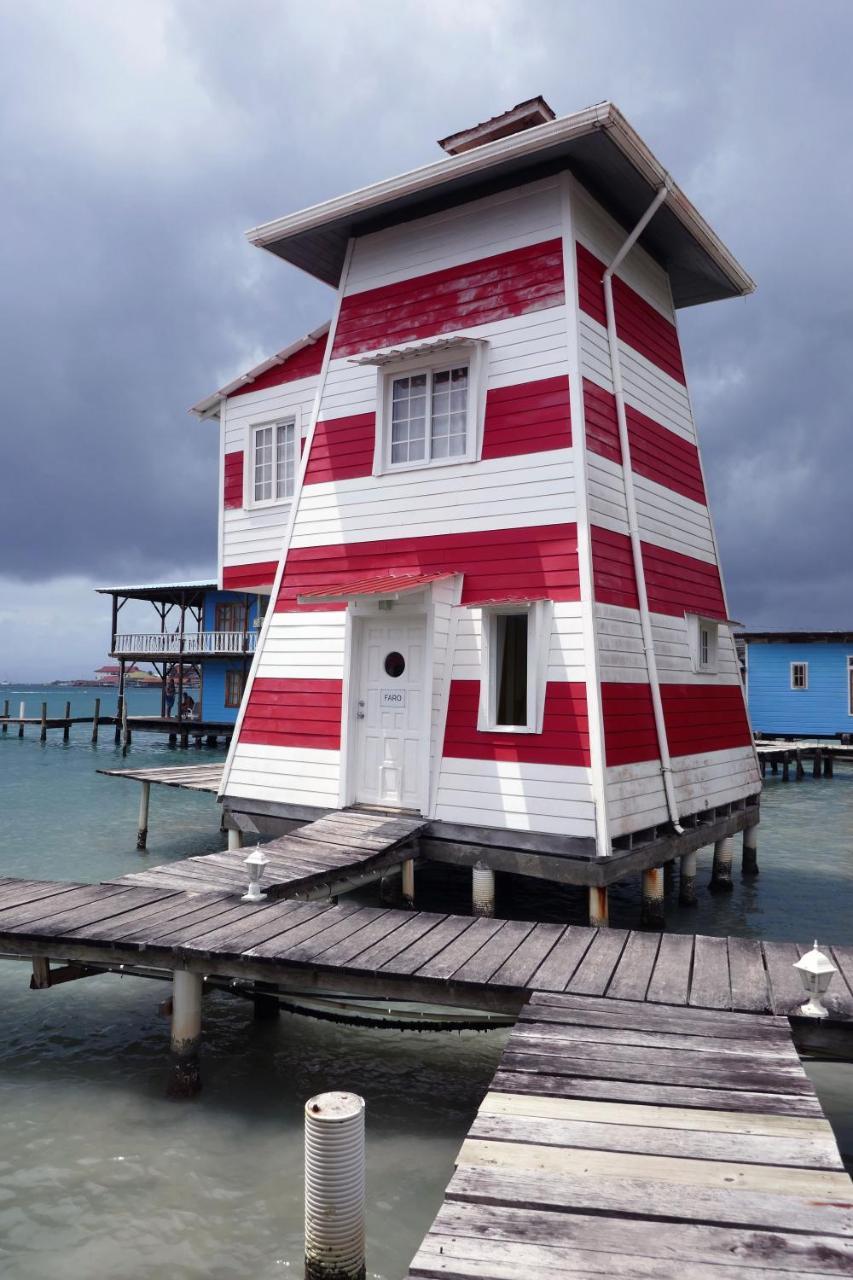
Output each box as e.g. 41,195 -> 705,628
1,696 -> 111,742
755,739 -> 853,781
409,994 -> 853,1278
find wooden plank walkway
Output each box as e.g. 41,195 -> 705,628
98,763 -> 225,793
0,878 -> 851,1023
111,809 -> 426,901
408,993 -> 853,1278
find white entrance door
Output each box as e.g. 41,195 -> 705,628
353,616 -> 426,809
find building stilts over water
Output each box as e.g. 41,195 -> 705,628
187,97 -> 762,924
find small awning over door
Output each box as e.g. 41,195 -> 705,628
297,570 -> 459,604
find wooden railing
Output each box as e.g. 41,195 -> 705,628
113,631 -> 258,656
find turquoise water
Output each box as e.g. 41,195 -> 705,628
0,686 -> 851,1277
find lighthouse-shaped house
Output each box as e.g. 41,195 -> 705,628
195,99 -> 761,916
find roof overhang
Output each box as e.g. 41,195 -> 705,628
349,335 -> 486,367
189,322 -> 330,420
246,102 -> 754,309
740,631 -> 853,645
96,581 -> 216,606
297,570 -> 458,604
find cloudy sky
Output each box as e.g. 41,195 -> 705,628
1,0 -> 851,678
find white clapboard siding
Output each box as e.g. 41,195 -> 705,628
586,453 -> 717,565
595,605 -> 741,686
428,579 -> 459,809
256,612 -> 347,680
223,503 -> 292,570
451,603 -> 585,684
223,373 -> 318,449
433,758 -> 596,837
605,746 -> 761,836
291,449 -> 576,548
227,743 -> 341,807
570,179 -> 675,321
345,176 -> 563,295
580,318 -> 697,445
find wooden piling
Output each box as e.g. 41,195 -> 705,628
641,867 -> 665,929
813,749 -> 822,778
168,970 -> 203,1098
781,752 -> 790,782
824,752 -> 834,777
121,697 -> 131,755
63,700 -> 71,743
678,850 -> 698,906
91,697 -> 100,744
795,749 -> 804,780
137,781 -> 151,851
39,702 -> 47,743
742,824 -> 759,878
18,700 -> 25,737
2,698 -> 8,733
401,857 -> 415,910
709,836 -> 734,893
588,886 -> 608,928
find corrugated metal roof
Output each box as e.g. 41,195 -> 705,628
298,570 -> 458,603
349,335 -> 484,367
96,580 -> 216,595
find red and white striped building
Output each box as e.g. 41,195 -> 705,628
193,99 -> 760,897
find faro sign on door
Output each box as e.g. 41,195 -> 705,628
380,689 -> 407,708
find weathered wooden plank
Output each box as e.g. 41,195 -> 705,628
478,1091 -> 831,1136
303,911 -> 414,967
445,1162 -> 853,1236
490,1070 -> 823,1116
524,925 -> 593,992
606,930 -> 660,1001
277,907 -> 389,962
120,893 -> 237,944
359,912 -> 449,971
378,914 -> 468,975
690,934 -> 732,1010
510,1019 -> 798,1060
728,937 -> 771,1013
453,921 -> 535,985
499,1046 -> 813,1094
521,999 -> 790,1043
528,991 -> 790,1035
509,1028 -> 799,1073
136,897 -> 272,948
829,945 -> 853,1021
61,890 -> 199,940
241,905 -> 359,960
16,887 -> 177,940
0,880 -> 91,917
179,901 -> 327,956
468,1111 -> 843,1169
763,940 -> 806,1015
645,932 -> 694,1006
428,1199 -> 853,1273
0,883 -> 140,932
564,929 -> 628,996
488,922 -> 565,989
417,918 -> 504,980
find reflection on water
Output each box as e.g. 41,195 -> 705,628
0,690 -> 851,1276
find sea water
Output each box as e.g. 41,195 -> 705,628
0,686 -> 851,1278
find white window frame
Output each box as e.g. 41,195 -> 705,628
373,344 -> 487,476
246,413 -> 299,509
687,614 -> 720,674
478,601 -> 552,734
790,661 -> 808,691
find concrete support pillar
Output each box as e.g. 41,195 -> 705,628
678,850 -> 698,906
227,827 -> 243,852
472,864 -> 495,918
663,859 -> 676,894
136,781 -> 151,851
742,825 -> 759,878
304,1092 -> 366,1280
401,858 -> 415,910
709,836 -> 734,893
641,867 -> 665,929
588,886 -> 609,928
168,970 -> 203,1098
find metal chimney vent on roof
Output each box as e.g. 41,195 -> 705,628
437,96 -> 556,155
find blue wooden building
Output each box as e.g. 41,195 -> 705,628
743,631 -> 853,738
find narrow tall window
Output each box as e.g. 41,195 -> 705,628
791,661 -> 808,690
224,670 -> 245,708
495,613 -> 528,726
215,603 -> 243,632
252,419 -> 295,504
388,365 -> 469,467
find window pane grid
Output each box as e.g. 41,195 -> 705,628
253,420 -> 295,503
388,364 -> 468,466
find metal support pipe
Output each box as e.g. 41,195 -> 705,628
472,864 -> 495,918
742,825 -> 759,878
602,183 -> 683,836
227,827 -> 243,852
168,969 -> 203,1098
679,850 -> 698,906
304,1091 -> 366,1280
641,867 -> 665,929
18,700 -> 25,738
588,886 -> 609,928
137,781 -> 151,851
709,837 -> 734,893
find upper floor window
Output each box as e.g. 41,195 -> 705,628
251,418 -> 296,506
791,661 -> 808,690
687,615 -> 719,674
215,603 -> 244,633
370,341 -> 486,475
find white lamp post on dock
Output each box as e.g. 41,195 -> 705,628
793,941 -> 837,1019
242,846 -> 269,902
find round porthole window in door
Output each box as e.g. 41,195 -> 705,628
384,651 -> 405,678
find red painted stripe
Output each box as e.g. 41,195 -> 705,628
222,561 -> 278,591
332,239 -> 565,358
444,680 -> 590,766
223,451 -> 244,509
591,527 -> 726,619
228,334 -> 326,398
576,244 -> 686,385
582,379 -> 706,505
304,413 -> 376,485
482,375 -> 571,459
276,524 -> 580,612
240,677 -> 342,749
602,681 -> 751,766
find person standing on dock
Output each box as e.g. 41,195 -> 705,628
165,673 -> 176,718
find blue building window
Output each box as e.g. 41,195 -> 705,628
225,670 -> 246,708
790,661 -> 808,690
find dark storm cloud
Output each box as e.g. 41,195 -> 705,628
2,0 -> 852,641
